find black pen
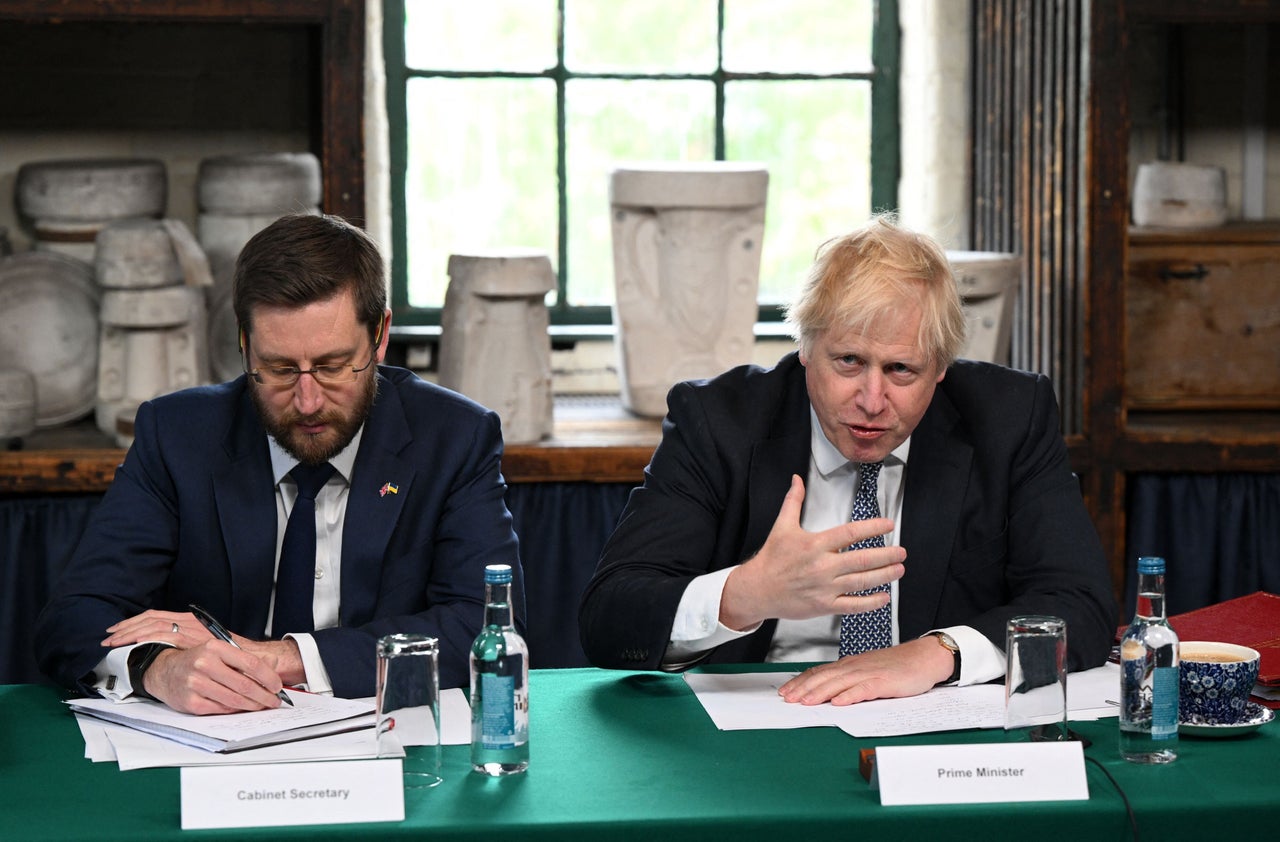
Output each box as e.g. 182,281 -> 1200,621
188,603 -> 294,706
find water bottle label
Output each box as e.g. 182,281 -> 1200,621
1150,666 -> 1179,739
480,672 -> 517,749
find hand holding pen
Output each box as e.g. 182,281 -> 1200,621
189,603 -> 294,707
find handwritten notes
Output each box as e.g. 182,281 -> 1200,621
683,663 -> 1119,737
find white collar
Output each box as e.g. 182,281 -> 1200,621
267,424 -> 364,487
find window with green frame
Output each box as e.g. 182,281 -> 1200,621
384,0 -> 899,327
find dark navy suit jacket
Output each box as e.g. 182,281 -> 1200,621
579,353 -> 1116,671
36,366 -> 522,697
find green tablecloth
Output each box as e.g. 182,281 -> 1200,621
2,668 -> 1276,841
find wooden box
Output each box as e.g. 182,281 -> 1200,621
1125,223 -> 1280,410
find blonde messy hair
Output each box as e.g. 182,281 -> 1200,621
783,214 -> 967,371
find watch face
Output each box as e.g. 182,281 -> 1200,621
932,633 -> 961,683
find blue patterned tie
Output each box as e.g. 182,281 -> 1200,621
838,461 -> 890,656
273,462 -> 336,636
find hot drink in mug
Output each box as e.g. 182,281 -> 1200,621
1179,641 -> 1261,725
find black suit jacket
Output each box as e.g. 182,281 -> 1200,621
35,366 -> 523,697
579,352 -> 1116,671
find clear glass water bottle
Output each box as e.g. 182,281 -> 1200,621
1119,555 -> 1179,763
470,563 -> 529,775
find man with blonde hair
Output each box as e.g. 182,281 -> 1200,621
580,215 -> 1114,705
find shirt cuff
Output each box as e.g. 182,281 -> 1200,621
664,567 -> 762,667
91,641 -> 172,701
285,633 -> 334,695
924,625 -> 1005,686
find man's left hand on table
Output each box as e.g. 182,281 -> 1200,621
778,635 -> 955,705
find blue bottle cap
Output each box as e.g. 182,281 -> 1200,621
485,564 -> 513,584
1137,556 -> 1166,574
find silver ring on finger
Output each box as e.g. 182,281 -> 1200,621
171,622 -> 180,634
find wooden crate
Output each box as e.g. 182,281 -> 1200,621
1126,224 -> 1280,410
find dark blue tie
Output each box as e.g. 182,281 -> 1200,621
838,461 -> 890,656
273,462 -> 336,636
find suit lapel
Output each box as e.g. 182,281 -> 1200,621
340,374 -> 414,625
212,383 -> 278,635
898,385 -> 972,635
744,362 -> 812,557
746,434 -> 810,555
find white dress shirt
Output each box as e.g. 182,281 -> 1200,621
92,427 -> 365,700
264,426 -> 365,694
664,407 -> 1004,685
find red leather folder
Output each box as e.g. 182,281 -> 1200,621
1165,591 -> 1280,687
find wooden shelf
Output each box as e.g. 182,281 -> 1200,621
1129,222 -> 1280,247
0,0 -> 366,222
1120,412 -> 1280,472
1125,411 -> 1280,445
0,400 -> 661,493
1084,0 -> 1280,571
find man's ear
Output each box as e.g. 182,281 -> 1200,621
374,310 -> 392,361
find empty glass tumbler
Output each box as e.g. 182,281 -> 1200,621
1004,615 -> 1069,740
376,633 -> 443,788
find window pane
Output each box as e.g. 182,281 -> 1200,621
723,0 -> 874,73
404,0 -> 557,71
565,79 -> 716,306
725,80 -> 871,305
405,78 -> 558,308
565,0 -> 717,73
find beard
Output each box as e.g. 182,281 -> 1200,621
251,371 -> 379,466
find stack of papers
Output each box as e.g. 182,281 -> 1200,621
71,688 -> 474,770
69,691 -> 376,753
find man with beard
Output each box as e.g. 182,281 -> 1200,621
35,214 -> 523,714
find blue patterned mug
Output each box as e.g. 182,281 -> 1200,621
1179,641 -> 1261,725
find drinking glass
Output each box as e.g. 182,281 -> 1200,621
1004,615 -> 1069,740
376,633 -> 442,788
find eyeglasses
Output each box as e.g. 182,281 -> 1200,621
247,352 -> 376,387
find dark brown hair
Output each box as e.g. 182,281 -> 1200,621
233,213 -> 387,344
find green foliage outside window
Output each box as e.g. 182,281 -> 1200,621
385,0 -> 898,324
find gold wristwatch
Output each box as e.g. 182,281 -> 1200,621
929,631 -> 962,684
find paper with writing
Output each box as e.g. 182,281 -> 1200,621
874,742 -> 1089,805
67,689 -> 374,752
180,759 -> 404,829
684,663 -> 1119,737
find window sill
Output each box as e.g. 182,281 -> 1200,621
389,323 -> 797,396
388,321 -> 795,344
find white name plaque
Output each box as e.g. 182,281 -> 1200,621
872,741 -> 1088,806
180,759 -> 405,829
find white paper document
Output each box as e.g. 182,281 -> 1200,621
105,719 -> 401,770
74,688 -> 473,769
180,760 -> 406,829
874,741 -> 1089,805
684,663 -> 1120,737
68,690 -> 375,752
